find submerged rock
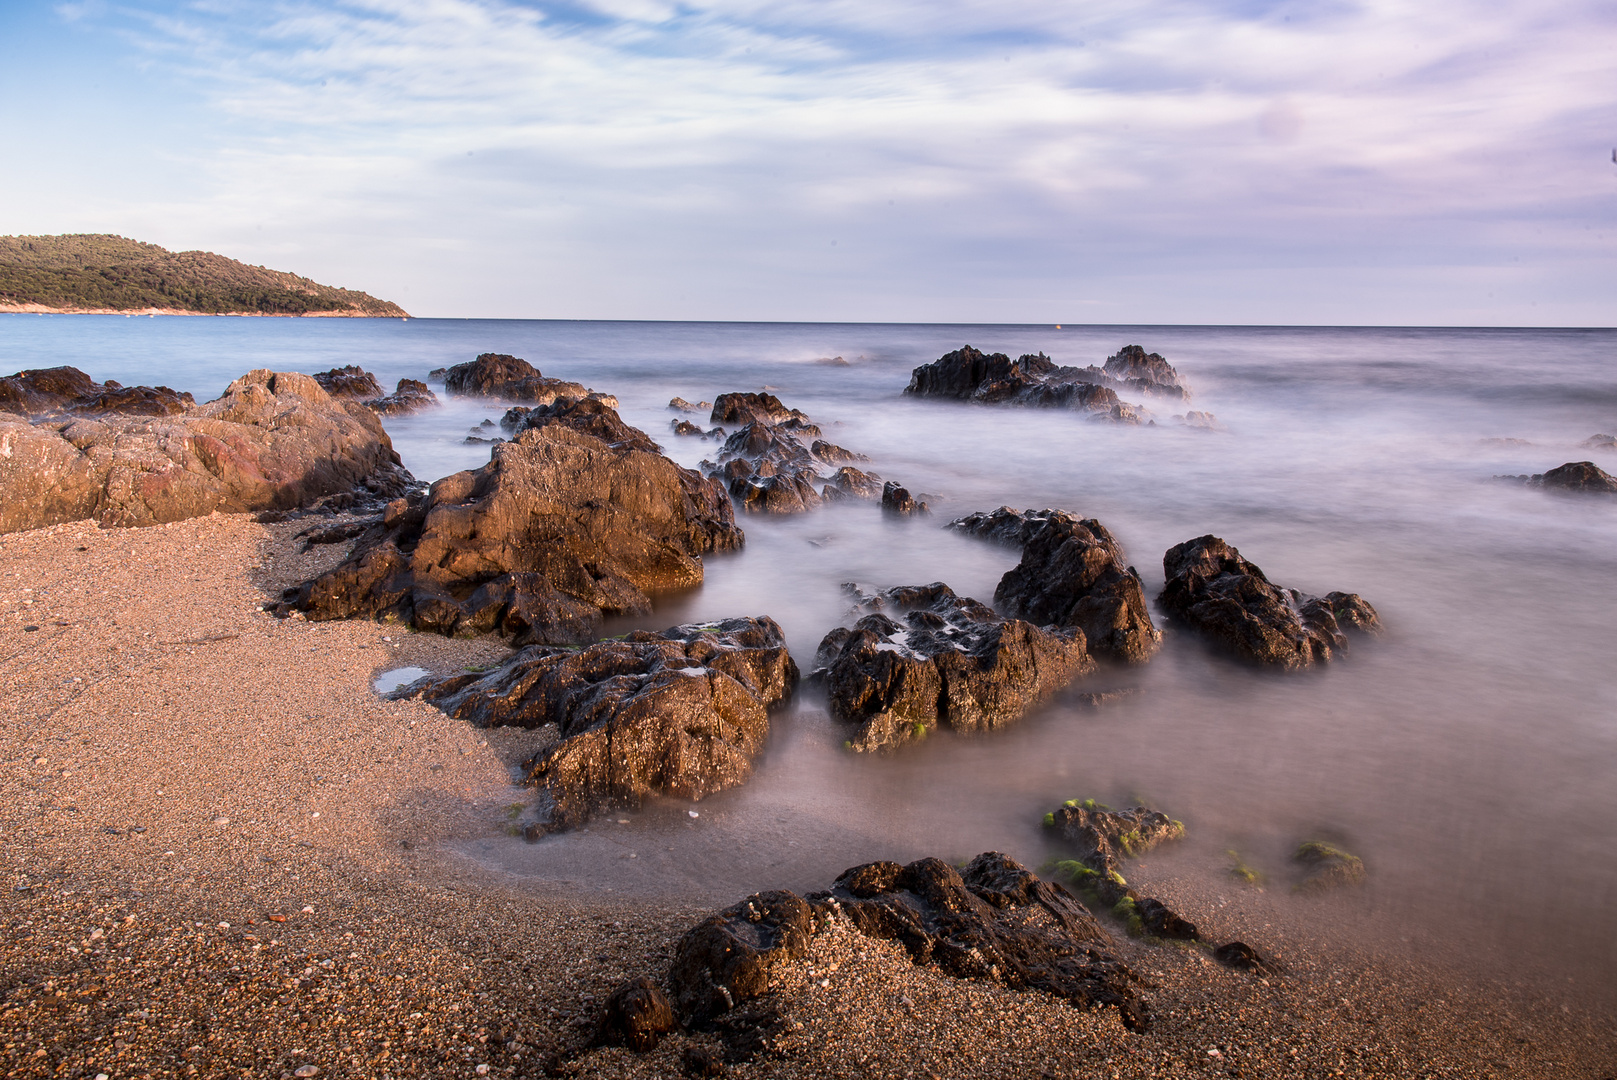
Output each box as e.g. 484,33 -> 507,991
436,352 -> 592,403
1157,535 -> 1381,668
951,507 -> 1159,663
0,368 -> 412,534
813,582 -> 1092,751
408,617 -> 796,828
1043,800 -> 1205,946
903,344 -> 1185,421
284,396 -> 741,643
1292,840 -> 1366,893
669,397 -> 713,414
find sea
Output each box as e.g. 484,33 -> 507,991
5,314 -> 1615,999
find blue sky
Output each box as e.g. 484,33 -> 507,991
2,0 -> 1614,323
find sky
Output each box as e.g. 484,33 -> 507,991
1,0 -> 1614,324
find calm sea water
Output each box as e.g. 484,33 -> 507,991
5,314 -> 1616,993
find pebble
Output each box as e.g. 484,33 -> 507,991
294,1066 -> 320,1078
476,1066 -> 490,1076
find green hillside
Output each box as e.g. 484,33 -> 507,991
0,234 -> 408,317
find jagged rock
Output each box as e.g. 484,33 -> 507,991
1102,344 -> 1187,398
599,977 -> 678,1051
670,397 -> 712,414
0,365 -> 194,418
811,853 -> 1146,1029
437,352 -> 592,403
366,378 -> 438,416
903,345 -> 1171,420
405,617 -> 795,827
812,582 -> 1092,751
729,470 -> 822,515
1044,800 -> 1197,943
669,890 -> 816,1023
709,392 -> 808,427
1157,535 -> 1381,668
672,419 -> 705,436
284,396 -> 741,643
822,466 -> 882,501
0,368 -> 414,534
950,508 -> 1159,664
1293,841 -> 1366,893
1539,460 -> 1617,493
880,481 -> 928,516
312,365 -> 384,399
810,439 -> 867,464
1582,433 -> 1616,450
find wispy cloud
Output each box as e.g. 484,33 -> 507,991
30,0 -> 1617,320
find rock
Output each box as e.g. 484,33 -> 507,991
1102,344 -> 1187,398
284,396 -> 741,642
366,379 -> 438,416
0,368 -> 414,534
703,398 -> 827,516
810,439 -> 867,464
312,365 -> 384,399
407,618 -> 795,826
1293,840 -> 1366,893
669,397 -> 712,414
1157,535 -> 1381,668
813,582 -> 1092,751
669,890 -> 816,1023
600,976 -> 677,1051
1538,460 -> 1617,493
1175,410 -> 1220,430
821,466 -> 883,501
0,365 -> 194,418
811,853 -> 1146,1029
672,419 -> 705,436
437,352 -> 592,403
903,345 -> 1173,420
1212,941 -> 1269,972
709,392 -> 807,428
1581,433 -> 1616,450
681,1043 -> 725,1075
952,508 -> 1159,664
1043,800 -> 1199,944
880,481 -> 928,516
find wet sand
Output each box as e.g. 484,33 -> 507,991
1,514 -> 1612,1079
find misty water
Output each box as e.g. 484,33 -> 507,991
5,315 -> 1616,996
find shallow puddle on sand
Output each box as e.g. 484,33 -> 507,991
373,666 -> 433,694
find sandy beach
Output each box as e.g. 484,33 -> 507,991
2,513 -> 1614,1080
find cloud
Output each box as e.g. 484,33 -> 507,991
35,0 -> 1617,321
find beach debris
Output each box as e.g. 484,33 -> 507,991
949,507 -> 1160,663
1157,535 -> 1381,668
811,582 -> 1091,751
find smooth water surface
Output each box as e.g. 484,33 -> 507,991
5,314 -> 1615,993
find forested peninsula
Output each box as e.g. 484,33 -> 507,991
0,234 -> 408,317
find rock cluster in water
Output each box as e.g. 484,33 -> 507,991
429,352 -> 598,405
904,344 -> 1188,422
1522,460 -> 1617,494
1157,535 -> 1381,668
282,396 -> 741,643
312,365 -> 440,415
397,617 -> 796,830
0,367 -> 414,533
811,582 -> 1092,751
949,507 -> 1160,663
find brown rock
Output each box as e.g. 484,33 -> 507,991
438,352 -> 591,403
600,976 -> 677,1051
1538,460 -> 1617,493
366,378 -> 439,416
312,365 -> 384,399
669,890 -> 816,1023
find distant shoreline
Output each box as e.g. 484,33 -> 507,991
0,302 -> 407,318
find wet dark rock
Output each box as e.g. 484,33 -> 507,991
284,397 -> 741,642
366,378 -> 438,416
880,481 -> 928,516
1213,941 -> 1270,973
811,853 -> 1146,1029
599,977 -> 677,1051
681,1043 -> 724,1076
1102,344 -> 1187,398
903,345 -> 1175,421
1539,460 -> 1617,493
810,440 -> 867,464
500,393 -> 659,453
669,890 -> 816,1023
822,466 -> 883,501
1135,897 -> 1199,941
813,582 -> 1092,751
952,507 -> 1159,664
703,399 -> 827,516
1157,535 -> 1382,668
669,397 -> 712,414
1043,800 -> 1198,944
0,365 -> 194,419
438,352 -> 592,403
407,617 -> 795,826
729,470 -> 822,515
709,392 -> 808,428
671,419 -> 707,436
0,368 -> 414,534
1293,840 -> 1366,893
312,365 -> 384,399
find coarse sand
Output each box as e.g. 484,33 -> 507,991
0,513 -> 1612,1079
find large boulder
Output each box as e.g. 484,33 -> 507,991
669,890 -> 816,1023
312,365 -> 385,399
366,378 -> 439,416
0,368 -> 413,534
709,392 -> 807,428
951,508 -> 1159,663
435,352 -> 592,403
286,397 -> 742,643
404,617 -> 796,828
1539,460 -> 1617,493
0,365 -> 194,418
903,345 -> 1179,420
1157,536 -> 1380,668
812,582 -> 1092,751
1101,345 -> 1188,399
312,366 -> 440,416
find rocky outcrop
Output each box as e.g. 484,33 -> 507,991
312,365 -> 384,399
903,345 -> 1187,421
880,481 -> 928,516
669,397 -> 712,414
821,466 -> 882,501
951,508 -> 1159,663
433,352 -> 593,403
403,617 -> 796,828
313,366 -> 439,415
367,378 -> 439,416
1157,536 -> 1381,668
1539,460 -> 1617,493
1582,434 -> 1616,451
0,368 -> 414,534
666,853 -> 1144,1033
283,396 -> 742,643
710,392 -> 807,428
812,582 -> 1092,751
1,365 -> 194,418
1101,345 -> 1187,398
